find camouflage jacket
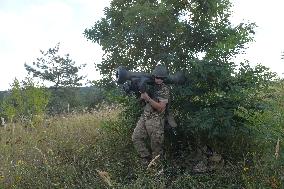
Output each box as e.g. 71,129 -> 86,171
142,83 -> 170,119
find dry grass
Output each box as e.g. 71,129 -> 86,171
0,96 -> 283,188
0,104 -> 122,188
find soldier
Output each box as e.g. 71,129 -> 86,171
132,64 -> 170,166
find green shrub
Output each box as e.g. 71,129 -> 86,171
1,80 -> 283,188
1,78 -> 50,126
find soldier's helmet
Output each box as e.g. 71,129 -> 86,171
152,64 -> 168,78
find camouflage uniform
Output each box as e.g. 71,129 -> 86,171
132,83 -> 170,160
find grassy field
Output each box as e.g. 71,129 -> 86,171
0,105 -> 122,188
0,83 -> 284,188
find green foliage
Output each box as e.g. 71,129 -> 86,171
0,0 -> 282,187
1,78 -> 50,125
172,61 -> 276,151
23,43 -> 105,115
78,86 -> 105,109
0,105 -> 138,188
47,87 -> 81,114
2,79 -> 21,121
84,0 -> 277,161
84,0 -> 255,76
24,43 -> 86,89
0,91 -> 6,102
0,95 -> 283,188
44,86 -> 106,115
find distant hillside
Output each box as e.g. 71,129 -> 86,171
0,86 -> 105,117
0,86 -> 100,98
0,90 -> 8,101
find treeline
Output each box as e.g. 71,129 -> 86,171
0,79 -> 105,126
0,43 -> 107,126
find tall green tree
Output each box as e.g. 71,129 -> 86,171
84,0 -> 275,156
24,43 -> 86,89
84,0 -> 255,77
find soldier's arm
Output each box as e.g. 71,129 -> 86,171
140,92 -> 167,113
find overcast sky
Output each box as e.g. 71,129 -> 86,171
0,0 -> 283,91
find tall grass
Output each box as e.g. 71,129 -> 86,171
0,81 -> 284,188
0,104 -> 122,188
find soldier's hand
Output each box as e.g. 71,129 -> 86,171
140,92 -> 150,101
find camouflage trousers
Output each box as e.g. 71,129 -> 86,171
132,115 -> 165,159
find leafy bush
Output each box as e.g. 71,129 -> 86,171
0,94 -> 283,188
84,0 -> 276,163
1,78 -> 50,126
